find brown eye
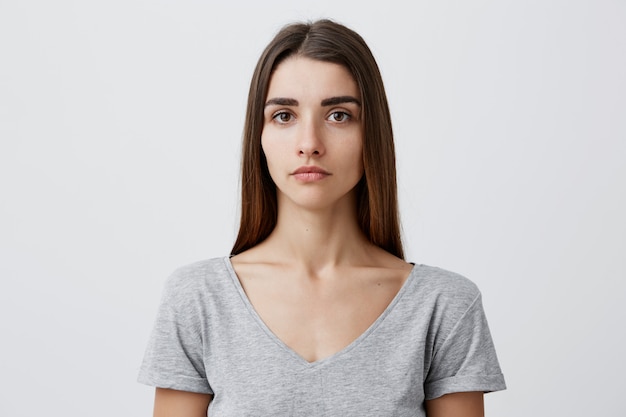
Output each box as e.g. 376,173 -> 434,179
273,112 -> 293,123
328,111 -> 350,122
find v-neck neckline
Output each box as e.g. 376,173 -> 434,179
223,256 -> 417,368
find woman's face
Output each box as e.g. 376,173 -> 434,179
261,56 -> 364,212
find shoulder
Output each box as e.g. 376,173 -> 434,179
411,263 -> 481,301
160,257 -> 233,306
166,257 -> 230,284
406,264 -> 484,326
410,265 -> 506,397
168,256 -> 227,276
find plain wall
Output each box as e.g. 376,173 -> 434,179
1,0 -> 624,415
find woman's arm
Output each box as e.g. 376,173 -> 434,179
153,388 -> 212,417
425,391 -> 484,417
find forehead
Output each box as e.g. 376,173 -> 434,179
267,57 -> 360,100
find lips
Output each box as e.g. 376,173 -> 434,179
292,166 -> 331,175
291,166 -> 331,182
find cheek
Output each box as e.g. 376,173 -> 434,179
260,136 -> 284,181
260,134 -> 274,166
352,141 -> 365,174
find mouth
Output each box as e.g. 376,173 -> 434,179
291,166 -> 331,182
292,166 -> 331,175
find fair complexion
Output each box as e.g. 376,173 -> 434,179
261,57 -> 365,217
426,391 -> 485,416
233,56 -> 412,363
150,388 -> 484,417
153,388 -> 211,417
154,56 -> 484,416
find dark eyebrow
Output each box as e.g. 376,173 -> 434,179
265,97 -> 298,107
265,96 -> 362,108
321,96 -> 361,107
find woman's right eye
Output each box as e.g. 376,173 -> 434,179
272,112 -> 293,124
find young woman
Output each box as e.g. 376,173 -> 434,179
139,19 -> 505,416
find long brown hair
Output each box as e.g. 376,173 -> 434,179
231,19 -> 404,259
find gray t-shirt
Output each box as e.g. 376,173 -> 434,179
138,257 -> 505,416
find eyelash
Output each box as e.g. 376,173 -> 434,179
328,111 -> 351,122
271,111 -> 352,124
272,111 -> 293,124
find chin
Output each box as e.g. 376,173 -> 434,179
279,189 -> 357,212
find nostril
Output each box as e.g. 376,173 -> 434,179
299,148 -> 320,156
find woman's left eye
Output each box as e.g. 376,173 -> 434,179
328,112 -> 350,122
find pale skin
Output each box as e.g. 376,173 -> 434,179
152,57 -> 484,417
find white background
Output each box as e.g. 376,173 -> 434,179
1,0 -> 624,416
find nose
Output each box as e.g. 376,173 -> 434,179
297,118 -> 325,157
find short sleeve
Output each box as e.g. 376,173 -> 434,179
424,292 -> 506,400
137,270 -> 213,394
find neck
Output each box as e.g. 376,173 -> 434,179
263,193 -> 369,272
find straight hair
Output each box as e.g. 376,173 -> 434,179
231,19 -> 404,259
